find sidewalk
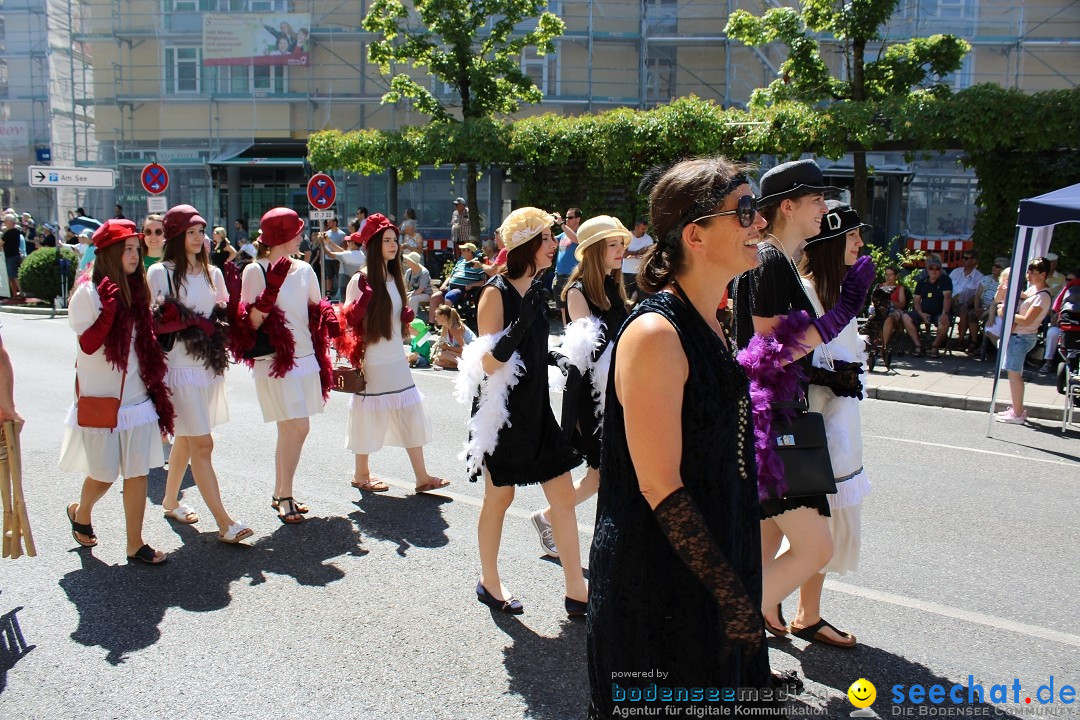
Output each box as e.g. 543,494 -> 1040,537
865,349 -> 1070,422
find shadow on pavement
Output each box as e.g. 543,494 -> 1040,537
772,641 -> 1023,719
493,612 -> 588,720
145,464 -> 195,507
348,492 -> 451,557
0,604 -> 34,695
57,516 -> 365,665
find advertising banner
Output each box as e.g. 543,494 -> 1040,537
203,13 -> 311,67
0,123 -> 30,151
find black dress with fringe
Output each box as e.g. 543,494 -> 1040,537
473,274 -> 581,487
587,291 -> 774,719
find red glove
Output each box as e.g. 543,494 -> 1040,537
254,257 -> 291,314
191,315 -> 217,336
155,301 -> 187,335
79,278 -> 120,355
320,303 -> 341,338
401,305 -> 416,325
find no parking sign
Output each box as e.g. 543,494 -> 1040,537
307,173 -> 336,210
141,163 -> 169,195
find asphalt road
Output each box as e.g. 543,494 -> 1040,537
1,313 -> 1077,720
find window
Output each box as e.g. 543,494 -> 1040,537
646,47 -> 676,103
165,46 -> 202,94
644,0 -> 678,34
0,60 -> 8,99
521,46 -> 558,96
253,65 -> 286,94
164,0 -> 288,10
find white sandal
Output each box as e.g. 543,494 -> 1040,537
163,504 -> 199,524
218,522 -> 253,544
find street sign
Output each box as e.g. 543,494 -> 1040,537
306,173 -> 336,210
141,163 -> 169,195
28,165 -> 114,189
309,210 -> 335,222
147,196 -> 168,214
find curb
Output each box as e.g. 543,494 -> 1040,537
866,385 -> 1065,422
0,304 -> 66,317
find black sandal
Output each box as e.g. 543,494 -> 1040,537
271,496 -> 309,514
66,502 -> 97,547
276,497 -> 305,524
790,618 -> 856,648
763,603 -> 789,637
913,346 -> 926,357
126,544 -> 167,565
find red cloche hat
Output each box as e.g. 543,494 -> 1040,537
162,204 -> 207,241
355,213 -> 398,247
259,207 -> 306,247
92,219 -> 142,250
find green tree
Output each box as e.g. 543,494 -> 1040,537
726,0 -> 969,221
364,0 -> 564,238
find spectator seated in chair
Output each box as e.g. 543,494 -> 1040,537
867,266 -> 907,354
901,259 -> 953,357
950,249 -> 985,353
427,242 -> 490,324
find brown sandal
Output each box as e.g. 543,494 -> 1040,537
351,477 -> 390,492
414,477 -> 450,493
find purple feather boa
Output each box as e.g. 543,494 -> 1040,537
736,310 -> 813,501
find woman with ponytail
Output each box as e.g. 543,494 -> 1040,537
335,213 -> 447,494
148,204 -> 251,544
230,208 -> 337,524
61,219 -> 176,564
455,206 -> 587,618
529,215 -> 630,558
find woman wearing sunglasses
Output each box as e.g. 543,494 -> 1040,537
731,159 -> 875,649
141,214 -> 166,271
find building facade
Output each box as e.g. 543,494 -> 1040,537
6,0 -> 1079,240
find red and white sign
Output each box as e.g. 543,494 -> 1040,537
307,173 -> 336,210
141,163 -> 169,195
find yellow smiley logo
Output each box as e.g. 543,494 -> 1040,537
848,678 -> 877,708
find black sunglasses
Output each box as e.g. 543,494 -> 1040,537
692,195 -> 759,229
144,227 -> 164,235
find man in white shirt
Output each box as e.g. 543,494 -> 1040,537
622,218 -> 654,302
950,249 -> 985,352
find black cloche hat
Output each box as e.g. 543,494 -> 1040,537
805,200 -> 871,246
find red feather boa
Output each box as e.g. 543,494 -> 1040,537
229,303 -> 296,377
82,273 -> 175,435
308,300 -> 336,401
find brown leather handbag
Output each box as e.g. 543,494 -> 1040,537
331,362 -> 365,394
75,368 -> 126,430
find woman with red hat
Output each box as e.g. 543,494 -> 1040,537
335,213 -> 448,493
147,204 -> 251,543
61,219 -> 176,564
230,207 -> 337,524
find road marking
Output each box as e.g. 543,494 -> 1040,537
383,478 -> 1079,648
825,580 -> 1080,648
867,435 -> 1078,467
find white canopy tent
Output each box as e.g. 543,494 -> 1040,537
987,182 -> 1080,432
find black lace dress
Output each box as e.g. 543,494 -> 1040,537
470,274 -> 581,487
587,291 -> 773,719
731,243 -> 830,519
566,276 -> 629,468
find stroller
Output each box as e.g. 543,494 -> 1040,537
862,286 -> 898,371
1056,289 -> 1080,429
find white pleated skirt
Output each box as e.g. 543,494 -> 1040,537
168,366 -> 229,437
345,354 -> 432,454
59,398 -> 165,482
253,354 -> 324,423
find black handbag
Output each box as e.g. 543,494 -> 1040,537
773,401 -> 836,497
243,263 -> 275,359
157,273 -> 177,352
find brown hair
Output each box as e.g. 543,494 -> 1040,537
364,228 -> 407,343
561,236 -> 628,312
139,214 -> 164,255
435,303 -> 465,340
162,223 -> 213,294
641,156 -> 751,294
800,235 -> 848,310
92,241 -> 145,308
503,233 -> 544,280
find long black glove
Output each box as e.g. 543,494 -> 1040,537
807,359 -> 864,399
653,488 -> 763,651
550,351 -> 585,441
491,277 -> 550,362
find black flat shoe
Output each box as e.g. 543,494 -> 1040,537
476,582 -> 524,614
126,544 -> 167,565
565,596 -> 588,618
764,603 -> 789,637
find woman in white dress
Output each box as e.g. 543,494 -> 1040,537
794,202 -> 873,646
336,213 -> 448,494
61,219 -> 175,564
230,208 -> 337,523
148,204 -> 251,543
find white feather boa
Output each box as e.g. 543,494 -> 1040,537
453,330 -> 525,479
557,316 -> 611,417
